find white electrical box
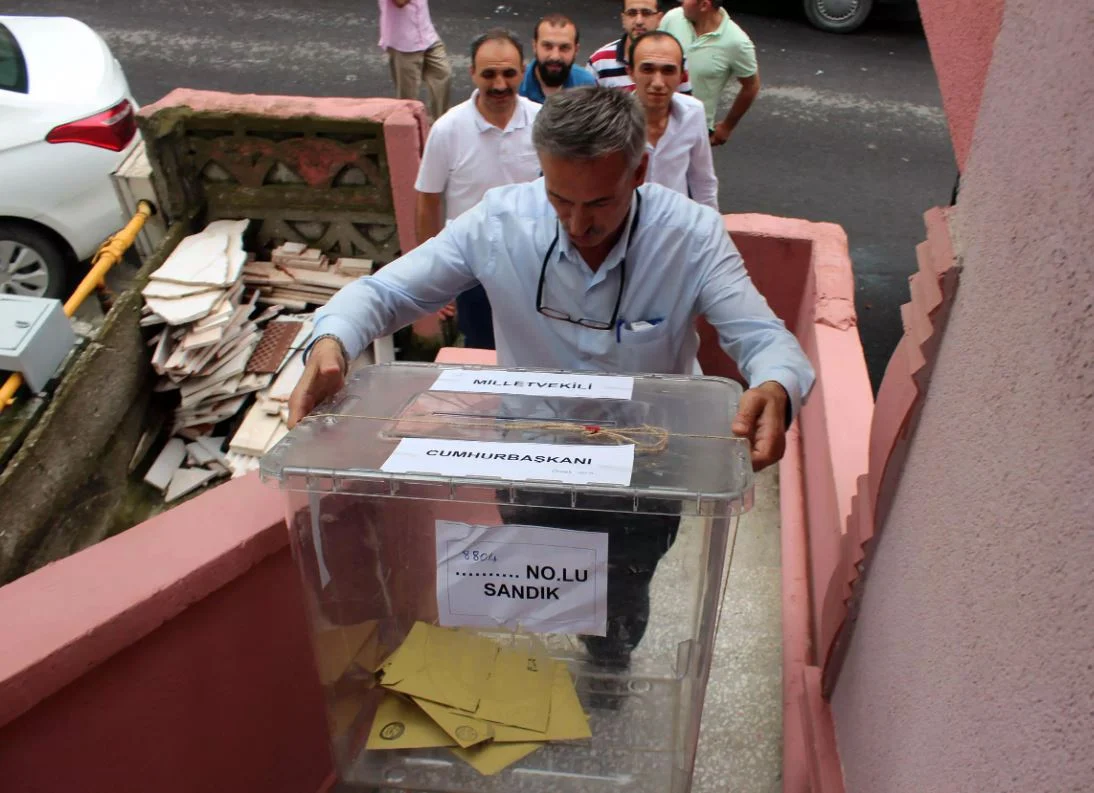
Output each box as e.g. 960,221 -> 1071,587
0,296 -> 75,391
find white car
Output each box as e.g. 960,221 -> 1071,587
0,15 -> 139,300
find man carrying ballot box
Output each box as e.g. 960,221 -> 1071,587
289,86 -> 814,666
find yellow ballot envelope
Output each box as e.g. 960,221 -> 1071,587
412,696 -> 495,748
474,646 -> 555,732
366,692 -> 457,750
490,662 -> 592,743
378,622 -> 498,712
369,624 -> 593,775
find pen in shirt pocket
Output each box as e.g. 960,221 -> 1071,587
616,317 -> 664,342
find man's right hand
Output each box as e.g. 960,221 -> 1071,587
709,121 -> 734,147
288,338 -> 347,428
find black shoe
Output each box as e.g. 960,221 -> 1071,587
578,636 -> 630,712
579,635 -> 633,671
581,672 -> 626,713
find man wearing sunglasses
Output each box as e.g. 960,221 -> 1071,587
588,0 -> 692,95
291,86 -> 812,666
293,86 -> 812,470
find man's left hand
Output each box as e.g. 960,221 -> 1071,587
731,381 -> 790,471
709,121 -> 734,146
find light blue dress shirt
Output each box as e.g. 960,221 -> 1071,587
312,180 -> 815,417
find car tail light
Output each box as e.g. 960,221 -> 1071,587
46,99 -> 137,152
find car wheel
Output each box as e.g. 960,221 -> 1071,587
0,222 -> 69,300
803,0 -> 875,33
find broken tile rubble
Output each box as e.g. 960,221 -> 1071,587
243,243 -> 374,311
138,223 -> 368,498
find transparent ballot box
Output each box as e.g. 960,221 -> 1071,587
261,362 -> 754,792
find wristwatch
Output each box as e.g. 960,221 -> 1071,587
306,334 -> 350,377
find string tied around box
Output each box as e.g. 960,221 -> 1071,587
304,412 -> 742,456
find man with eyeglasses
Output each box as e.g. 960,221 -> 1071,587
294,85 -> 810,465
290,87 -> 813,665
588,0 -> 692,94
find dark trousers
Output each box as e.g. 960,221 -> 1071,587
456,285 -> 494,350
498,492 -> 680,665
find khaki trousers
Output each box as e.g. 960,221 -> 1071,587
387,40 -> 452,120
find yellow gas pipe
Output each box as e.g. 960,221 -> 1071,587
0,199 -> 156,414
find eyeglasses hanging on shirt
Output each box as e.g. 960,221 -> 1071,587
536,192 -> 642,331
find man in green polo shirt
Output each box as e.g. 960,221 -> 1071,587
659,0 -> 760,146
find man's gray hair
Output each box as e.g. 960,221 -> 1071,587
532,86 -> 647,169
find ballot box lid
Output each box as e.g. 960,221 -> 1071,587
261,363 -> 754,516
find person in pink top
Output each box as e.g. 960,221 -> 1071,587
378,0 -> 452,120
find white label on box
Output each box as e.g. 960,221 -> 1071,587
435,521 -> 609,636
431,368 -> 634,400
380,438 -> 634,486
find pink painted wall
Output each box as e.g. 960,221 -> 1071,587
917,0 -> 1005,170
700,216 -> 872,663
694,214 -> 872,793
817,206 -> 960,698
0,475 -> 331,793
830,1 -> 1094,791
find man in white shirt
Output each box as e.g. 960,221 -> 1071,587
628,31 -> 717,211
415,29 -> 542,349
297,87 -> 811,466
587,0 -> 692,95
293,87 -> 813,665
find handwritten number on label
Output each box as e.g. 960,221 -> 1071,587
462,550 -> 498,562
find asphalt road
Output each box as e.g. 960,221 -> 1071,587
9,0 -> 956,388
